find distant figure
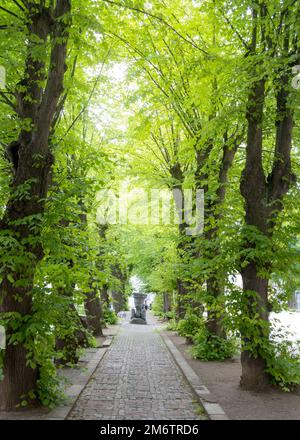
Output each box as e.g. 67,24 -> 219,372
117,311 -> 126,319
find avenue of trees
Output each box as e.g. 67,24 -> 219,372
0,0 -> 299,410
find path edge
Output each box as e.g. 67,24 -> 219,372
47,323 -> 122,420
159,329 -> 229,421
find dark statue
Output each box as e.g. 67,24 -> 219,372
130,293 -> 147,325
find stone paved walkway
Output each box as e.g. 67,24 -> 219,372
68,314 -> 203,420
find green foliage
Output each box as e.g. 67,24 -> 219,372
265,338 -> 300,391
191,328 -> 237,362
36,361 -> 66,408
0,0 -> 299,410
164,310 -> 175,320
151,294 -> 165,317
166,320 -> 179,331
103,309 -> 118,325
177,313 -> 204,341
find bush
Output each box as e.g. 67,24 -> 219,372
177,313 -> 204,341
166,319 -> 178,331
191,327 -> 237,361
265,333 -> 300,391
164,310 -> 175,320
151,295 -> 164,317
238,319 -> 300,391
103,309 -> 118,325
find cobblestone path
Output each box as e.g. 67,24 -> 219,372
68,315 -> 203,420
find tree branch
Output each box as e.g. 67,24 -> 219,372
34,0 -> 71,149
102,0 -> 209,55
219,9 -> 250,52
55,48 -> 112,145
12,1 -> 25,12
0,6 -> 22,20
0,91 -> 16,111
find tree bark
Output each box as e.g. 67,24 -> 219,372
78,212 -> 104,338
55,301 -> 89,366
239,5 -> 296,391
197,138 -> 238,338
171,162 -> 192,320
101,284 -> 110,308
240,73 -> 270,390
0,1 -> 71,410
176,279 -> 189,320
163,293 -> 172,315
206,277 -> 226,338
111,290 -> 125,314
240,263 -> 270,390
111,263 -> 128,313
84,291 -> 104,337
0,282 -> 38,409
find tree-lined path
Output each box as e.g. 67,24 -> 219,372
0,0 -> 299,415
68,315 -> 203,420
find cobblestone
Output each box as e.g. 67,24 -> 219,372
68,315 -> 204,420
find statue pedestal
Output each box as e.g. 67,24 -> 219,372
130,317 -> 147,325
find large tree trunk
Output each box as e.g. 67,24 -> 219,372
176,280 -> 189,320
111,290 -> 125,314
206,277 -> 226,338
175,228 -> 192,321
78,213 -> 104,338
240,73 -> 270,390
84,291 -> 104,337
111,264 -> 128,313
55,284 -> 89,366
101,285 -> 110,308
163,293 -> 172,315
172,164 -> 192,320
0,1 -> 71,410
240,263 -> 270,390
238,4 -> 270,390
0,282 -> 38,409
55,314 -> 89,366
197,139 -> 238,338
239,5 -> 296,391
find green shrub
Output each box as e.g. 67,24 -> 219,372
164,310 -> 175,320
264,336 -> 300,391
191,327 -> 237,361
166,319 -> 178,331
238,319 -> 300,391
36,359 -> 66,408
151,295 -> 164,317
177,313 -> 204,340
103,309 -> 118,325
